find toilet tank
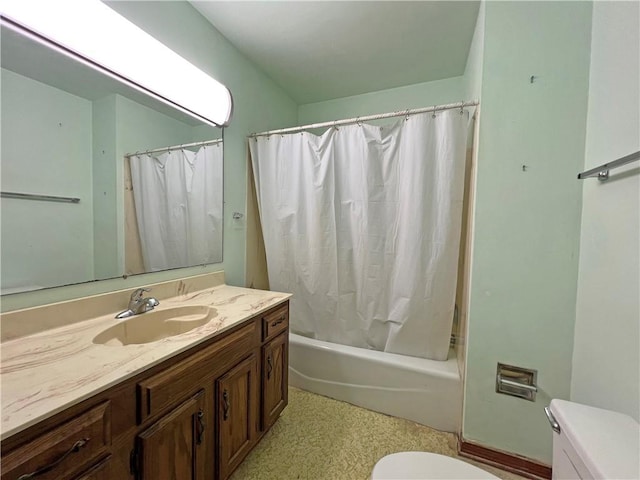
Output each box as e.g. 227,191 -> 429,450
546,399 -> 639,480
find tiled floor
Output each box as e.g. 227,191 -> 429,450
231,387 -> 527,480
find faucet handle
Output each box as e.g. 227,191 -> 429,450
131,287 -> 150,300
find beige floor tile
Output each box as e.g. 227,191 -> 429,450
231,387 -> 527,480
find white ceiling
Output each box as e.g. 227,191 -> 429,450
191,1 -> 480,104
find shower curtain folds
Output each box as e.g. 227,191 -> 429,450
130,145 -> 223,272
250,109 -> 470,361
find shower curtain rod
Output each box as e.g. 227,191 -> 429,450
249,100 -> 479,138
125,137 -> 222,157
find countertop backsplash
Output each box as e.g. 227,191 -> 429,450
0,271 -> 226,342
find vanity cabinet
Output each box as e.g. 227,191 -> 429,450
1,301 -> 289,480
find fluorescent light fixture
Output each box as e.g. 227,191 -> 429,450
1,0 -> 232,127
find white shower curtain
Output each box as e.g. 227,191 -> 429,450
250,110 -> 470,360
130,145 -> 223,272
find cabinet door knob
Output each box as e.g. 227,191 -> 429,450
267,355 -> 273,380
17,438 -> 89,480
196,410 -> 205,445
222,390 -> 230,421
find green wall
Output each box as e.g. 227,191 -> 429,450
463,1 -> 592,463
2,1 -> 297,311
572,0 -> 639,421
298,76 -> 464,126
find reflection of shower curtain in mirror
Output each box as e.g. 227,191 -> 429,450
130,145 -> 222,271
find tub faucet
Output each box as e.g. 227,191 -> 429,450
115,288 -> 160,319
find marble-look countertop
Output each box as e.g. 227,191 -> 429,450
0,285 -> 291,440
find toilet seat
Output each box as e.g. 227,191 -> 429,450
371,452 -> 500,479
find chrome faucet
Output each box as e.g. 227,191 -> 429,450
115,288 -> 160,319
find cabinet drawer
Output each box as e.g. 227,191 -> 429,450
2,401 -> 111,480
262,304 -> 289,342
74,455 -> 112,480
138,321 -> 256,423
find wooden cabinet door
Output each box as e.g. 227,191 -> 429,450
216,354 -> 258,480
261,331 -> 288,430
136,390 -> 206,480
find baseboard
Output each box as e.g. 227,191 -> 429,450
458,437 -> 552,480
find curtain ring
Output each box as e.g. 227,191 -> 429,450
333,120 -> 339,131
432,108 -> 437,118
405,109 -> 410,121
356,117 -> 362,127
460,102 -> 465,115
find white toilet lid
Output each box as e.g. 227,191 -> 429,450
371,452 -> 500,479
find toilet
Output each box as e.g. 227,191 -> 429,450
371,452 -> 499,479
547,399 -> 640,479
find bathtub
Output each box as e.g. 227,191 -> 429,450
288,333 -> 462,432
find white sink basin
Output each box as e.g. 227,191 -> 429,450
93,305 -> 217,346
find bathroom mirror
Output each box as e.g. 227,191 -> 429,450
0,21 -> 224,295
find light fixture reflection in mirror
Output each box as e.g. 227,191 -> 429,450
1,0 -> 232,126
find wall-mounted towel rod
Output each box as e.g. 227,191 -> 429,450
578,150 -> 640,181
0,191 -> 80,203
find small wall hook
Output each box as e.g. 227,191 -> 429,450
232,212 -> 244,220
530,75 -> 537,84
522,165 -> 528,172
